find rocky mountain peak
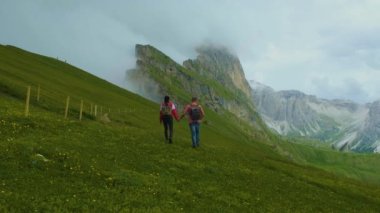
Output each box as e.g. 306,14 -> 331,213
183,45 -> 252,98
135,44 -> 174,66
365,101 -> 380,134
135,44 -> 155,60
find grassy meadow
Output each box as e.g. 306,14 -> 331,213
1,44 -> 380,212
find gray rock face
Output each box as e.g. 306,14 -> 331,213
251,80 -> 334,137
182,45 -> 261,125
183,45 -> 252,98
347,101 -> 380,152
251,80 -> 380,153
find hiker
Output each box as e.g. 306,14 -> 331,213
180,97 -> 205,148
160,96 -> 179,143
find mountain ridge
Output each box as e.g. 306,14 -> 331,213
183,45 -> 252,98
250,80 -> 380,153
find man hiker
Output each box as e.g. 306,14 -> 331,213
160,96 -> 179,143
180,97 -> 205,148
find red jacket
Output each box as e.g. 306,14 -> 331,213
160,101 -> 179,122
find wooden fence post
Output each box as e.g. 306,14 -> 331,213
94,105 -> 98,117
25,86 -> 31,117
36,84 -> 40,102
64,96 -> 70,119
79,100 -> 83,121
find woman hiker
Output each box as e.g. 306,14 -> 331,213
159,96 -> 179,143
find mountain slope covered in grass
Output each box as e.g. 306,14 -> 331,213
1,44 -> 380,211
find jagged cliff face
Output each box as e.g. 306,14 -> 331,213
252,81 -> 339,137
251,80 -> 380,153
183,46 -> 252,98
125,44 -> 266,131
182,45 -> 260,124
346,101 -> 380,152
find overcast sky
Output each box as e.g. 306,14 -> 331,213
1,0 -> 380,103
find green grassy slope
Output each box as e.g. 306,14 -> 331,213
275,139 -> 380,184
1,44 -> 380,212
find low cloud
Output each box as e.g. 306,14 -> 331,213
311,77 -> 370,103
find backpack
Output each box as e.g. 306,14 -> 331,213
161,103 -> 172,116
189,105 -> 201,120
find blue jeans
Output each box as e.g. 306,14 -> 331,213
189,122 -> 200,147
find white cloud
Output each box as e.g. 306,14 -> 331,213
310,77 -> 370,103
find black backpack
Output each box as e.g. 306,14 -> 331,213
189,105 -> 201,120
